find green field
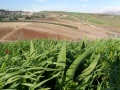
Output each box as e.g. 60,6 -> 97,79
50,11 -> 120,27
0,39 -> 120,90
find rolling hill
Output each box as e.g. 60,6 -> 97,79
0,11 -> 120,42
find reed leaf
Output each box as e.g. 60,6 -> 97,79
76,54 -> 101,81
31,72 -> 61,90
30,41 -> 35,57
66,47 -> 93,81
56,42 -> 66,68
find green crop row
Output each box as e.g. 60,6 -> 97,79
40,21 -> 78,29
0,39 -> 120,90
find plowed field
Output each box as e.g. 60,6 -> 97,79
0,21 -> 119,42
3,28 -> 73,41
0,27 -> 13,39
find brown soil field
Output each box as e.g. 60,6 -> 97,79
2,28 -> 73,41
0,22 -> 30,27
0,27 -> 13,39
0,20 -> 120,42
23,22 -> 109,40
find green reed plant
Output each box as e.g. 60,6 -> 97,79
0,39 -> 119,90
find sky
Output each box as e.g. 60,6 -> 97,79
0,0 -> 120,13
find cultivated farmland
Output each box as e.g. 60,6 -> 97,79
0,11 -> 120,42
0,11 -> 120,90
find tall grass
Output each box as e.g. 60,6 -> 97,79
0,39 -> 120,89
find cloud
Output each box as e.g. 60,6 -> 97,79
23,9 -> 39,12
99,6 -> 120,12
94,6 -> 120,15
82,4 -> 87,8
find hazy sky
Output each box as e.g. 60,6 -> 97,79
0,0 -> 120,13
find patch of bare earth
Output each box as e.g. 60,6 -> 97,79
0,27 -> 13,39
2,28 -> 73,41
24,22 -> 108,40
1,21 -> 118,42
0,22 -> 30,27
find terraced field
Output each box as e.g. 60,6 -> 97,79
0,12 -> 120,42
0,22 -> 119,42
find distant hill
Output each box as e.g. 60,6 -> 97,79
40,11 -> 120,27
101,11 -> 120,15
0,9 -> 120,27
0,9 -> 33,21
0,10 -> 120,41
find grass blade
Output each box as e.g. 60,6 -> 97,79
56,42 -> 66,68
30,41 -> 35,57
76,54 -> 101,81
66,47 -> 92,81
31,72 -> 61,90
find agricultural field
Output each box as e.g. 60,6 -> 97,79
0,11 -> 120,42
0,39 -> 120,89
0,11 -> 120,90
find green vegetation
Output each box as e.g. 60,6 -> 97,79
51,11 -> 120,27
32,11 -> 48,19
59,15 -> 78,21
0,9 -> 48,21
88,19 -> 105,24
0,39 -> 120,90
41,21 -> 78,29
0,15 -> 5,21
0,17 -> 2,21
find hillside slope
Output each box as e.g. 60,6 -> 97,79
0,11 -> 120,42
